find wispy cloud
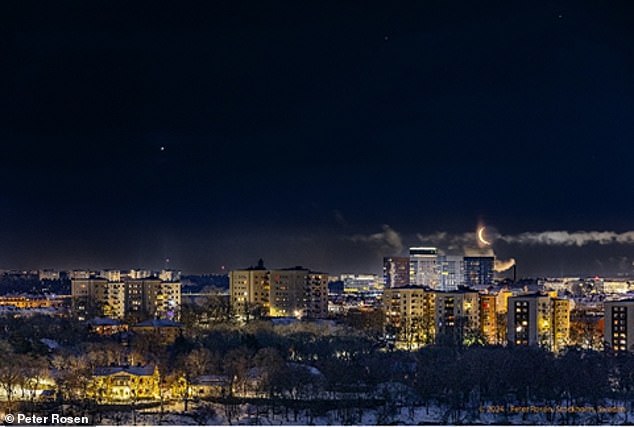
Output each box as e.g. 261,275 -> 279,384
499,231 -> 634,246
349,224 -> 403,254
417,230 -> 634,247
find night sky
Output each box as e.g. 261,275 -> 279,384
3,1 -> 634,276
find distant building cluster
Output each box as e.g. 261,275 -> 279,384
383,247 -> 495,292
8,257 -> 634,357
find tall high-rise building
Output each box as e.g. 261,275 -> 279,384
229,261 -> 328,319
604,299 -> 634,353
383,257 -> 410,288
463,256 -> 494,288
71,274 -> 181,322
409,247 -> 438,288
507,293 -> 570,352
437,255 -> 464,291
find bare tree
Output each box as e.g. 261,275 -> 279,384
0,341 -> 20,403
224,347 -> 251,397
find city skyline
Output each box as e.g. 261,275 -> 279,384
3,1 -> 634,276
4,224 -> 634,278
5,2 -> 634,425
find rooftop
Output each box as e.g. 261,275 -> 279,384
133,319 -> 182,328
88,317 -> 123,326
94,365 -> 156,377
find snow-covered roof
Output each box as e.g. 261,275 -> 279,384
94,365 -> 156,377
40,338 -> 60,350
192,375 -> 230,386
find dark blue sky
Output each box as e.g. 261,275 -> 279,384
2,1 -> 634,275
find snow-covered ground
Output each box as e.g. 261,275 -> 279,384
92,400 -> 633,425
3,397 -> 632,425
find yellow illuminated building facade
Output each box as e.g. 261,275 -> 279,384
480,294 -> 497,344
384,287 -> 481,349
229,261 -> 328,319
89,365 -> 160,403
71,276 -> 181,322
552,298 -> 571,351
0,296 -> 63,309
384,286 -> 436,349
385,287 -> 571,352
229,263 -> 270,316
495,288 -> 513,313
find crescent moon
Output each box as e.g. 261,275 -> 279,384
478,226 -> 491,246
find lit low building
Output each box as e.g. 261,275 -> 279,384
340,274 -> 382,292
88,317 -> 128,336
89,365 -> 160,403
601,280 -> 630,295
189,375 -> 230,398
0,295 -> 62,309
130,319 -> 183,344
